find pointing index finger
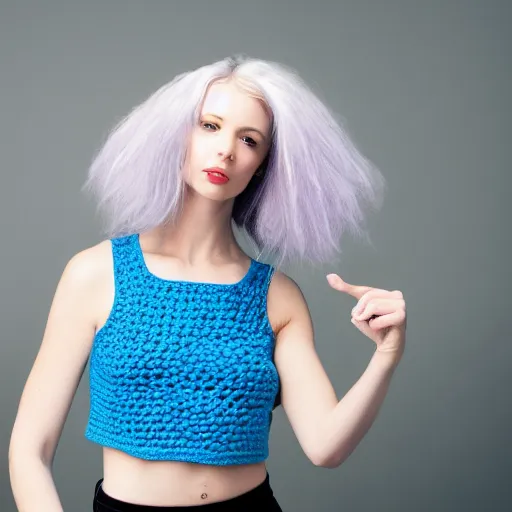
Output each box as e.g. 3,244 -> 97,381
326,273 -> 372,299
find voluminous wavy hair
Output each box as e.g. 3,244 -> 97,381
82,54 -> 385,268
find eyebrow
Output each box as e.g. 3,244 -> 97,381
202,114 -> 268,142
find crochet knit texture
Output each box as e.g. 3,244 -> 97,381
85,234 -> 280,465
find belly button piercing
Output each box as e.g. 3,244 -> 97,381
201,493 -> 208,499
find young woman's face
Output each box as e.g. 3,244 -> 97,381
182,80 -> 271,201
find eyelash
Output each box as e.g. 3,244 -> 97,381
201,122 -> 258,148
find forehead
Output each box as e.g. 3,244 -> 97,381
200,81 -> 270,129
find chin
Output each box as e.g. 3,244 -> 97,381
184,181 -> 236,202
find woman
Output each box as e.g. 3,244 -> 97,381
9,55 -> 407,511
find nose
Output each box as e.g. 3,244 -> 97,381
217,134 -> 235,162
218,150 -> 234,162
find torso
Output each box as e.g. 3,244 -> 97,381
89,236 -> 289,506
101,448 -> 268,505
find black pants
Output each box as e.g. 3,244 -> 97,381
93,472 -> 282,511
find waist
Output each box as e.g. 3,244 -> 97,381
101,446 -> 268,506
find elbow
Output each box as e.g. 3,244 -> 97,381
9,442 -> 30,470
304,428 -> 348,468
309,448 -> 343,469
309,436 -> 352,468
305,435 -> 344,468
312,455 -> 342,469
9,435 -> 52,470
8,437 -> 22,468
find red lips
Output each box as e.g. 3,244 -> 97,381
203,167 -> 229,184
203,167 -> 228,177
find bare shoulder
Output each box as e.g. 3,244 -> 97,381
267,269 -> 312,337
66,238 -> 113,272
65,239 -> 115,333
64,239 -> 111,282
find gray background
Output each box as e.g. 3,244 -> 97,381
1,0 -> 510,510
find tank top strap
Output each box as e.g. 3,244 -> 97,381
251,259 -> 275,291
108,233 -> 144,291
262,261 -> 276,290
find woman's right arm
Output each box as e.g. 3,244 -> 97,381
8,242 -> 108,511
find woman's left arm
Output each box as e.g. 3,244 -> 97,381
271,272 -> 407,469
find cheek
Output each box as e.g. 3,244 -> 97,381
183,141 -> 201,172
187,133 -> 212,164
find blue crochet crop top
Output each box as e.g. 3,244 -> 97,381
84,234 -> 280,465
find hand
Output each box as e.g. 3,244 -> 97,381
326,274 -> 407,362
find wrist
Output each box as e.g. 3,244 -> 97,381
373,348 -> 403,370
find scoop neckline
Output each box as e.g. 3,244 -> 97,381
132,233 -> 257,287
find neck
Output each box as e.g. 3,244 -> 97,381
146,189 -> 243,265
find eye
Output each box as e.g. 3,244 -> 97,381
242,136 -> 257,148
202,122 -> 218,130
